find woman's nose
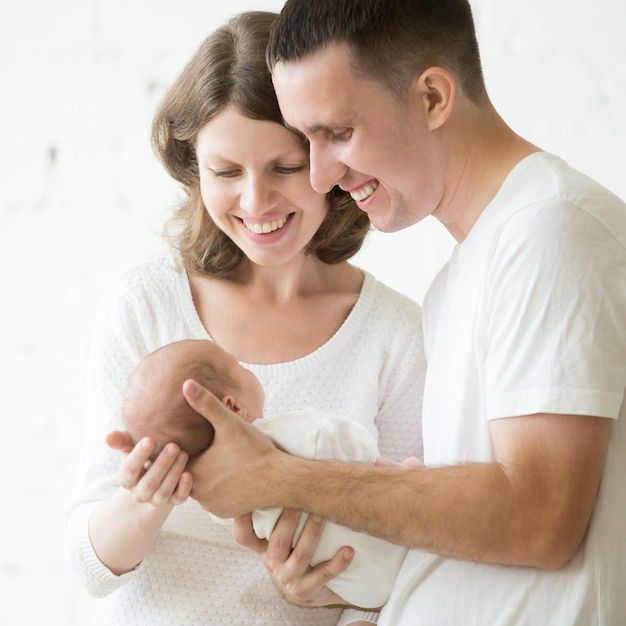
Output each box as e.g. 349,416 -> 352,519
240,175 -> 274,215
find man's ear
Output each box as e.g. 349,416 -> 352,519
412,66 -> 456,131
222,395 -> 247,420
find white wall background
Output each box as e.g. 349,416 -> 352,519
1,1 -> 624,624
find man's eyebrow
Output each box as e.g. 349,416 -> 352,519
285,121 -> 344,137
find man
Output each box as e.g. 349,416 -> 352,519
183,1 -> 626,623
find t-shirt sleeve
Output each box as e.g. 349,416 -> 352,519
485,200 -> 626,420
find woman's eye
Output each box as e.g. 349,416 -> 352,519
212,169 -> 239,178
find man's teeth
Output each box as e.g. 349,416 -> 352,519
244,215 -> 288,234
351,182 -> 379,202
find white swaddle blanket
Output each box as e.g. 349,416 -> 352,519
249,408 -> 408,609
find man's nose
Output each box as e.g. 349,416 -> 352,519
309,142 -> 347,194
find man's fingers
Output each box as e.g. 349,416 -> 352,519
182,379 -> 229,426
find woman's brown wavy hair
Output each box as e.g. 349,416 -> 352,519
152,11 -> 370,278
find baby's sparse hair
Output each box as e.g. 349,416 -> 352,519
123,340 -> 239,458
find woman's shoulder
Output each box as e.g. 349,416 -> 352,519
97,253 -> 189,317
101,254 -> 185,301
360,270 -> 422,321
112,253 -> 184,287
93,253 -> 205,352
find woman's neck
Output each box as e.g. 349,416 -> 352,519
227,255 -> 361,304
189,258 -> 364,364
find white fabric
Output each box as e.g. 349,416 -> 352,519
380,153 -> 626,625
66,255 -> 425,626
250,409 -> 407,608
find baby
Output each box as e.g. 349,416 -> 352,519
123,339 -> 263,459
123,339 -> 408,609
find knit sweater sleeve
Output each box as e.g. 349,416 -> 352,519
65,263 -> 170,597
373,284 -> 425,463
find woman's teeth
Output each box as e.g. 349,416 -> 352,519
243,215 -> 288,234
351,181 -> 379,202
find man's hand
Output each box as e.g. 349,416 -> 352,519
183,379 -> 282,517
233,509 -> 354,607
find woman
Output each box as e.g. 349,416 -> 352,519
66,11 -> 425,626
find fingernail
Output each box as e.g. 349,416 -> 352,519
185,379 -> 199,397
343,548 -> 354,560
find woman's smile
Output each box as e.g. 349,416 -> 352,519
241,213 -> 291,235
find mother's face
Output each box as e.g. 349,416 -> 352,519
196,106 -> 329,269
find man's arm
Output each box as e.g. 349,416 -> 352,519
184,380 -> 610,569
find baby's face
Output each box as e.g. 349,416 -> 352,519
217,349 -> 265,421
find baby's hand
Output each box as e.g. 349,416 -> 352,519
107,433 -> 192,507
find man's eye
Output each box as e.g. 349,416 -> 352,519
276,165 -> 306,174
333,129 -> 353,141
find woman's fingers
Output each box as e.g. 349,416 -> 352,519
234,507 -> 354,607
119,438 -> 155,490
118,439 -> 190,506
375,455 -> 423,468
260,510 -> 354,607
287,544 -> 354,603
105,430 -> 136,453
148,447 -> 189,505
265,508 -> 303,563
232,514 -> 268,553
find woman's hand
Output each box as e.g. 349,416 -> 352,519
88,433 -> 192,575
375,455 -> 423,469
232,509 -> 354,607
106,432 -> 192,506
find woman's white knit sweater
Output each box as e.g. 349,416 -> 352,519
66,255 -> 425,625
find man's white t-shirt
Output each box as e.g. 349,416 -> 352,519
381,153 -> 626,625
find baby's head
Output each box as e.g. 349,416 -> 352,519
123,339 -> 265,459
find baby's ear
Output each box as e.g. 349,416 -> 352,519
222,395 -> 247,420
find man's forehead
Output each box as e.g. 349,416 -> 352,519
272,52 -> 356,133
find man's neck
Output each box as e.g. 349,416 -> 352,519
436,105 -> 539,242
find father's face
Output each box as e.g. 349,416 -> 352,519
272,43 -> 440,232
